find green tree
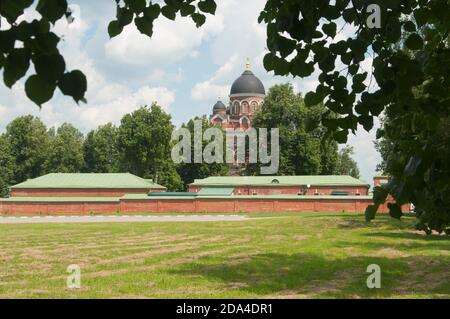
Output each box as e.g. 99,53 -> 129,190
84,123 -> 120,173
249,83 -> 339,175
5,115 -> 50,183
0,134 -> 14,197
176,115 -> 230,190
118,104 -> 181,190
45,123 -> 85,172
336,146 -> 360,179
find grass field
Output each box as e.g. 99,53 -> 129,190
0,212 -> 448,298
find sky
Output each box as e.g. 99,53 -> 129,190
0,0 -> 381,185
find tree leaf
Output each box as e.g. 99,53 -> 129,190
134,17 -> 153,37
191,12 -> 206,27
127,0 -> 146,13
25,74 -> 56,106
161,6 -> 176,20
116,6 -> 134,27
198,0 -> 217,14
36,0 -> 68,24
388,202 -> 403,219
405,33 -> 423,50
333,129 -> 348,143
322,22 -> 337,38
304,91 -> 322,106
32,53 -> 65,83
108,20 -> 123,38
372,186 -> 389,205
365,204 -> 378,221
57,70 -> 87,103
1,0 -> 34,24
3,48 -> 31,88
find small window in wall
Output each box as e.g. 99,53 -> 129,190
271,179 -> 280,184
242,101 -> 249,113
233,101 -> 240,114
251,101 -> 258,113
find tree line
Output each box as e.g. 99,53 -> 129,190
0,84 -> 360,197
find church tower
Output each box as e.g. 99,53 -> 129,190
210,59 -> 266,130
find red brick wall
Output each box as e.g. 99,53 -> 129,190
0,197 -> 410,215
10,188 -> 162,197
0,201 -> 118,215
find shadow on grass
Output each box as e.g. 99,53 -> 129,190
168,252 -> 445,298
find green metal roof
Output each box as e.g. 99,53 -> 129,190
149,192 -> 196,197
11,173 -> 166,189
0,197 -> 120,202
191,175 -> 369,187
197,187 -> 234,196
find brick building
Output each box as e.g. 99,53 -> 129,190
188,175 -> 370,196
0,173 -> 409,215
9,173 -> 166,197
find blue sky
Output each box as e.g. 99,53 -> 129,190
0,0 -> 381,184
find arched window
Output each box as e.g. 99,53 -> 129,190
242,101 -> 249,114
271,179 -> 280,184
251,101 -> 258,113
233,101 -> 240,114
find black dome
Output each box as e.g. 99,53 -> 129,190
213,100 -> 226,111
230,70 -> 265,95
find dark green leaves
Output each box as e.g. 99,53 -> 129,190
25,74 -> 56,106
191,12 -> 206,27
387,203 -> 403,219
322,22 -> 337,38
405,33 -> 424,50
373,186 -> 389,205
108,20 -> 123,38
3,48 -> 31,88
32,54 -> 65,83
365,204 -> 378,221
116,6 -> 134,27
0,0 -> 34,23
134,17 -> 154,37
58,70 -> 87,103
127,0 -> 146,13
333,130 -> 348,143
161,6 -> 176,20
304,91 -> 323,107
36,0 -> 68,24
198,0 -> 217,14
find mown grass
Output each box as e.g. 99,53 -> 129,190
0,212 -> 448,298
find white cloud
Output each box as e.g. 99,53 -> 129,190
104,14 -> 224,67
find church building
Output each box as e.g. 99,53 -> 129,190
209,60 -> 265,131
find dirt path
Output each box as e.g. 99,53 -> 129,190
0,215 -> 280,224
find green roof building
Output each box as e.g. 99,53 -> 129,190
189,175 -> 370,196
10,173 -> 166,197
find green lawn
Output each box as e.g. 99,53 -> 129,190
0,213 -> 448,298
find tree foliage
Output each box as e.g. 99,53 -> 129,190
176,115 -> 230,190
118,104 -> 182,191
83,123 -> 120,173
257,0 -> 449,233
45,123 -> 84,173
5,115 -> 50,183
0,134 -> 14,197
336,146 -> 360,179
248,83 -> 340,176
